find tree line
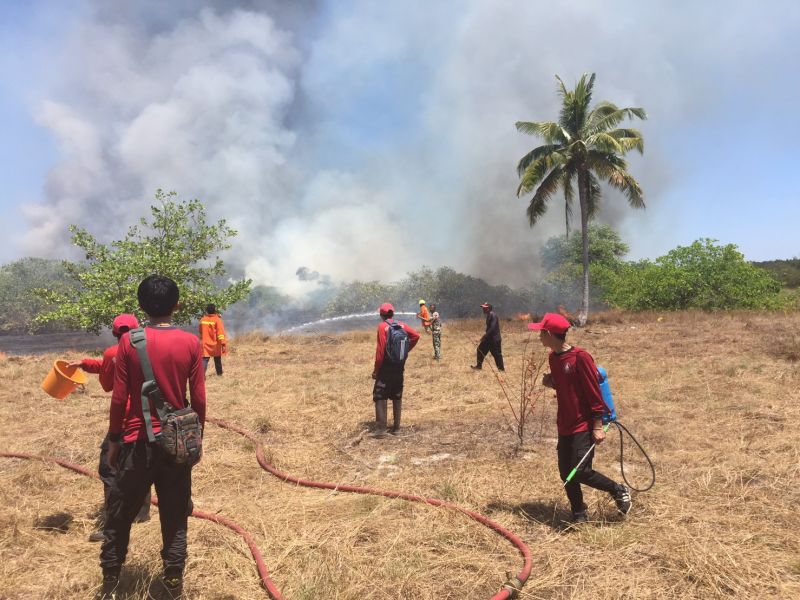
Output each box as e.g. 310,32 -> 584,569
3,217 -> 792,335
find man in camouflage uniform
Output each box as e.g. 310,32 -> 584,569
430,304 -> 442,360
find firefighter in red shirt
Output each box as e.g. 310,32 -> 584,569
529,312 -> 631,522
68,314 -> 150,542
372,303 -> 420,437
199,303 -> 227,376
100,276 -> 206,599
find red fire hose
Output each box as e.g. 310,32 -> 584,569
208,417 -> 532,599
2,418 -> 532,599
0,450 -> 282,599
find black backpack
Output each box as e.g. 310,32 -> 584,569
384,320 -> 410,364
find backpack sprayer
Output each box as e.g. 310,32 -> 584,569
564,366 -> 655,492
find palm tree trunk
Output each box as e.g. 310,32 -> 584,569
577,168 -> 590,326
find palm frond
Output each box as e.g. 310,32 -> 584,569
586,150 -> 627,178
586,132 -> 624,154
559,73 -> 595,136
583,106 -> 647,137
525,165 -> 564,227
555,75 -> 569,100
516,144 -> 561,177
515,121 -> 570,144
516,152 -> 564,197
605,168 -> 645,209
608,128 -> 644,153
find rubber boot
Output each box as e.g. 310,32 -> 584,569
374,399 -> 388,437
162,575 -> 183,599
99,568 -> 120,600
390,399 -> 402,434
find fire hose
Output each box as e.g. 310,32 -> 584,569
2,418 -> 532,600
0,450 -> 283,599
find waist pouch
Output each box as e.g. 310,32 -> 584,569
159,406 -> 203,467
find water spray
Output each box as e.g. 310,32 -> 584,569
282,311 -> 416,333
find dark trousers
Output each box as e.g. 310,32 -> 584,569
99,435 -> 150,523
557,431 -> 618,513
100,440 -> 192,577
203,355 -> 223,375
477,337 -> 504,370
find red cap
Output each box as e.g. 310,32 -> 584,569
480,302 -> 490,308
528,312 -> 571,335
112,314 -> 139,336
379,303 -> 394,316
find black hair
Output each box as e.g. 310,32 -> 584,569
382,310 -> 394,319
137,275 -> 179,318
552,331 -> 567,341
206,303 -> 217,314
114,325 -> 131,339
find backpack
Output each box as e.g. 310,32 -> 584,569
130,328 -> 203,467
596,365 -> 618,424
384,320 -> 410,364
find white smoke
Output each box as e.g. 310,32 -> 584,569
19,0 -> 800,292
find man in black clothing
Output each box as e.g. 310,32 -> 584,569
471,302 -> 504,372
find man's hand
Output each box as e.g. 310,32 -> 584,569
66,361 -> 82,369
107,440 -> 121,470
592,419 -> 606,444
542,373 -> 554,389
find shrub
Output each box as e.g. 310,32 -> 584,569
603,239 -> 782,310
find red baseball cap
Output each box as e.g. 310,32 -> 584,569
112,314 -> 139,336
379,303 -> 394,315
528,312 -> 571,335
480,302 -> 490,308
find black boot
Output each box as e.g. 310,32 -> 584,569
374,399 -> 388,437
98,568 -> 120,599
162,574 -> 183,599
390,399 -> 402,434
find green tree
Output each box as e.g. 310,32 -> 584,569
34,190 -> 252,333
603,239 -> 782,310
0,257 -> 76,333
534,224 -> 628,313
516,73 -> 646,325
322,280 -> 399,317
540,223 -> 629,273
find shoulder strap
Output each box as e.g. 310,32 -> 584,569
129,327 -> 167,442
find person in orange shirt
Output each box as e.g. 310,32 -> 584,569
416,299 -> 432,334
199,304 -> 227,376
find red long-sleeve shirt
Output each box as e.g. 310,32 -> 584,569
109,327 -> 206,443
548,346 -> 605,436
373,319 -> 420,373
81,345 -> 118,393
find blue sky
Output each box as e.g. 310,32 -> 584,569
1,1 -> 798,289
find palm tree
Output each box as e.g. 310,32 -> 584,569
515,73 -> 646,325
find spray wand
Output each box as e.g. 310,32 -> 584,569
563,423 -> 610,486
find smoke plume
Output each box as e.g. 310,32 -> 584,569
20,0 -> 800,294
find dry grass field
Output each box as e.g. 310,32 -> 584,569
1,311 -> 799,599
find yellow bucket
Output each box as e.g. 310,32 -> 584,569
41,360 -> 88,400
